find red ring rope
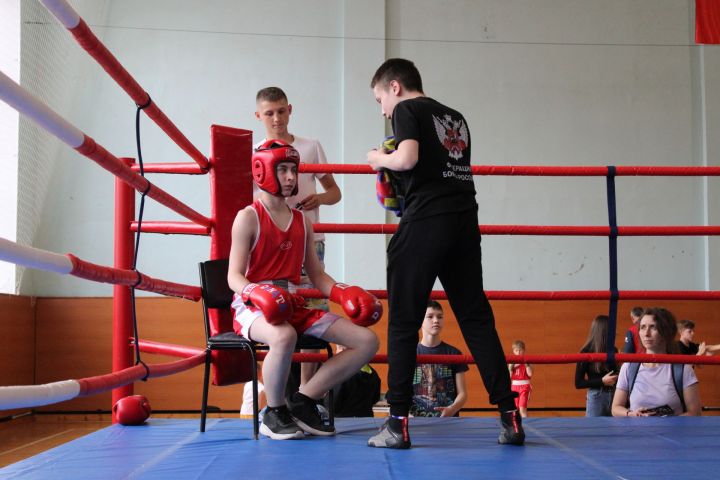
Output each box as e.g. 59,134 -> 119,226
67,254 -> 201,301
67,18 -> 209,170
295,288 -> 720,301
273,352 -> 720,366
313,224 -> 720,236
300,164 -> 720,176
77,354 -> 204,396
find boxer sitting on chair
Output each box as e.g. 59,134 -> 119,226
228,140 -> 381,440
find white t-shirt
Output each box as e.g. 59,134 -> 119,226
616,363 -> 698,415
254,136 -> 329,242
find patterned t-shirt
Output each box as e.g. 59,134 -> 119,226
411,342 -> 469,417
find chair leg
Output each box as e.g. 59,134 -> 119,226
250,348 -> 259,440
325,345 -> 334,428
200,349 -> 212,432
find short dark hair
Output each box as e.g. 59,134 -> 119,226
426,300 -> 442,311
513,340 -> 526,350
631,306 -> 644,318
677,319 -> 695,330
256,86 -> 288,103
370,58 -> 424,93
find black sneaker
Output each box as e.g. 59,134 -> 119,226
287,392 -> 336,436
498,409 -> 525,445
367,416 -> 411,449
259,406 -> 304,440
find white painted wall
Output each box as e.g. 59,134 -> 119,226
11,0 -> 719,296
703,46 -> 720,289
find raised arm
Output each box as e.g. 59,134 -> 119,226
367,139 -> 419,172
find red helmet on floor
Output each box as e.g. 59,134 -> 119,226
252,140 -> 300,196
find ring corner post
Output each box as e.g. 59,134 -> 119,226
112,157 -> 136,422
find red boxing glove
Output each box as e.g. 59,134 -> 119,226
113,395 -> 151,425
241,283 -> 293,325
330,283 -> 383,327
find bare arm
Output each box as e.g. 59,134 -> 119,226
612,388 -> 655,417
317,174 -> 341,205
367,139 -> 419,172
681,384 -> 702,416
611,388 -> 631,417
297,174 -> 341,211
227,207 -> 257,294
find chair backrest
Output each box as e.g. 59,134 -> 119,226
199,259 -> 234,309
199,258 -> 254,386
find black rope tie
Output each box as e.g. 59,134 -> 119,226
129,94 -> 152,371
132,270 -> 143,288
137,360 -> 150,382
136,94 -> 152,111
140,182 -> 152,196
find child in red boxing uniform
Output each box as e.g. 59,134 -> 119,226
509,340 -> 532,418
228,140 -> 380,440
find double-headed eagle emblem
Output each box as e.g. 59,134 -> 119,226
433,114 -> 468,160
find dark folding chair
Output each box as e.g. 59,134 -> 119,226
199,259 -> 259,438
198,259 -> 334,440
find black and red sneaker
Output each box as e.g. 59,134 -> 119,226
367,416 -> 411,449
498,409 -> 525,445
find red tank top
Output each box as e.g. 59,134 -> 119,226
511,363 -> 531,381
244,199 -> 305,285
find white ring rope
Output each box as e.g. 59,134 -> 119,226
0,380 -> 80,410
39,0 -> 81,29
0,237 -> 73,275
0,71 -> 84,148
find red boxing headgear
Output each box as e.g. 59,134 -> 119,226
252,140 -> 300,196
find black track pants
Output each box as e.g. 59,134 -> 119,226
385,209 -> 516,416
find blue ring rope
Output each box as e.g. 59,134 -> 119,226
606,166 -> 619,367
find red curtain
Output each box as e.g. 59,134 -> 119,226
696,0 -> 720,44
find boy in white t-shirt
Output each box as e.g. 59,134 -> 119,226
254,86 -> 342,385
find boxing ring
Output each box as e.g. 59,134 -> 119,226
1,416 -> 719,479
2,1 -> 720,478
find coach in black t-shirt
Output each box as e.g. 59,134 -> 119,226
365,58 -> 523,449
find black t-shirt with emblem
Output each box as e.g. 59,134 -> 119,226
391,96 -> 477,221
